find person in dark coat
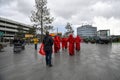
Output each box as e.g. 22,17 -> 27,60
13,37 -> 21,45
43,31 -> 53,67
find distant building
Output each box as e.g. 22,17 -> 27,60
77,25 -> 97,38
0,17 -> 32,41
97,30 -> 110,37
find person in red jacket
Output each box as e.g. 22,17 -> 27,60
75,35 -> 81,51
54,35 -> 60,53
68,34 -> 75,56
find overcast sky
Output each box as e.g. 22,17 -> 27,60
0,0 -> 120,35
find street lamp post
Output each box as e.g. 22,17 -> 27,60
57,27 -> 58,35
4,20 -> 6,43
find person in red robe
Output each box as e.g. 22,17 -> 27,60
75,35 -> 81,51
64,37 -> 68,49
61,37 -> 66,50
57,36 -> 61,51
68,34 -> 75,56
54,36 -> 60,53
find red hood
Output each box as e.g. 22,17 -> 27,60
69,34 -> 73,38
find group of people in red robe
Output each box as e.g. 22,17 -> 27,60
53,34 -> 82,56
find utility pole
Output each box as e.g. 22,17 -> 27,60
57,27 -> 58,35
4,20 -> 6,42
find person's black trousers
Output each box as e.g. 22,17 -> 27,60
45,50 -> 52,65
35,44 -> 37,50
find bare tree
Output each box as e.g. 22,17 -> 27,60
64,22 -> 74,36
30,0 -> 54,41
28,26 -> 36,35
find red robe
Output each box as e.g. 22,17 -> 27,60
75,35 -> 81,51
58,36 -> 61,51
64,38 -> 68,49
68,34 -> 75,56
54,36 -> 60,53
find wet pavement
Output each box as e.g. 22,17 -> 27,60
0,43 -> 120,80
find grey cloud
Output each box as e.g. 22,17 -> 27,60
0,0 -> 120,35
49,0 -> 120,22
89,1 -> 120,19
1,0 -> 120,25
0,0 -> 34,24
110,1 -> 120,19
49,0 -> 99,20
0,0 -> 15,6
16,0 -> 35,16
0,0 -> 34,16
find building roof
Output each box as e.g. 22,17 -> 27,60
77,25 -> 97,29
98,29 -> 110,31
0,17 -> 32,28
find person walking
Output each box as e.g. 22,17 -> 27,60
33,37 -> 39,50
54,36 -> 59,53
68,34 -> 75,56
75,35 -> 81,51
64,37 -> 68,49
43,31 -> 53,67
57,36 -> 61,51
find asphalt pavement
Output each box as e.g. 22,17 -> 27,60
0,43 -> 120,80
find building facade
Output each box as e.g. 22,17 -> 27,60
77,25 -> 97,38
0,17 -> 31,41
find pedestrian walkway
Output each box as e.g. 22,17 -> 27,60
0,43 -> 120,80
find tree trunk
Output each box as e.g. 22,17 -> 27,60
41,5 -> 43,42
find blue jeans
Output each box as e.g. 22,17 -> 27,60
45,50 -> 52,65
35,44 -> 37,50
